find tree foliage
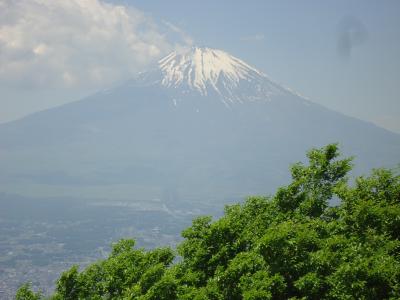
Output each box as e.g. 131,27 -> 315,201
15,283 -> 42,300
17,144 -> 400,299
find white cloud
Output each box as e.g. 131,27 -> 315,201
372,114 -> 400,134
162,20 -> 194,47
0,0 -> 188,89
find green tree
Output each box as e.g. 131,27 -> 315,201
56,265 -> 80,300
15,144 -> 400,299
15,283 -> 42,300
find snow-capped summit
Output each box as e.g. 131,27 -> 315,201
159,47 -> 264,91
138,47 -> 291,106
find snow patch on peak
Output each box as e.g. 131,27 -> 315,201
127,46 -> 297,106
158,47 -> 266,96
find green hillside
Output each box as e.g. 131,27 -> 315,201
17,145 -> 400,299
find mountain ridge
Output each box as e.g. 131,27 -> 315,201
0,47 -> 399,204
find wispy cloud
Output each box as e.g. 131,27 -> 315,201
372,114 -> 400,134
0,0 -> 190,89
163,20 -> 194,47
241,34 -> 265,42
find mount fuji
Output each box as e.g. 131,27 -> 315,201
1,47 -> 399,206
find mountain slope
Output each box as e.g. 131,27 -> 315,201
0,47 -> 399,205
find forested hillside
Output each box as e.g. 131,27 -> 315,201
17,145 -> 400,299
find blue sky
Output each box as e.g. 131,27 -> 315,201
1,0 -> 399,132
